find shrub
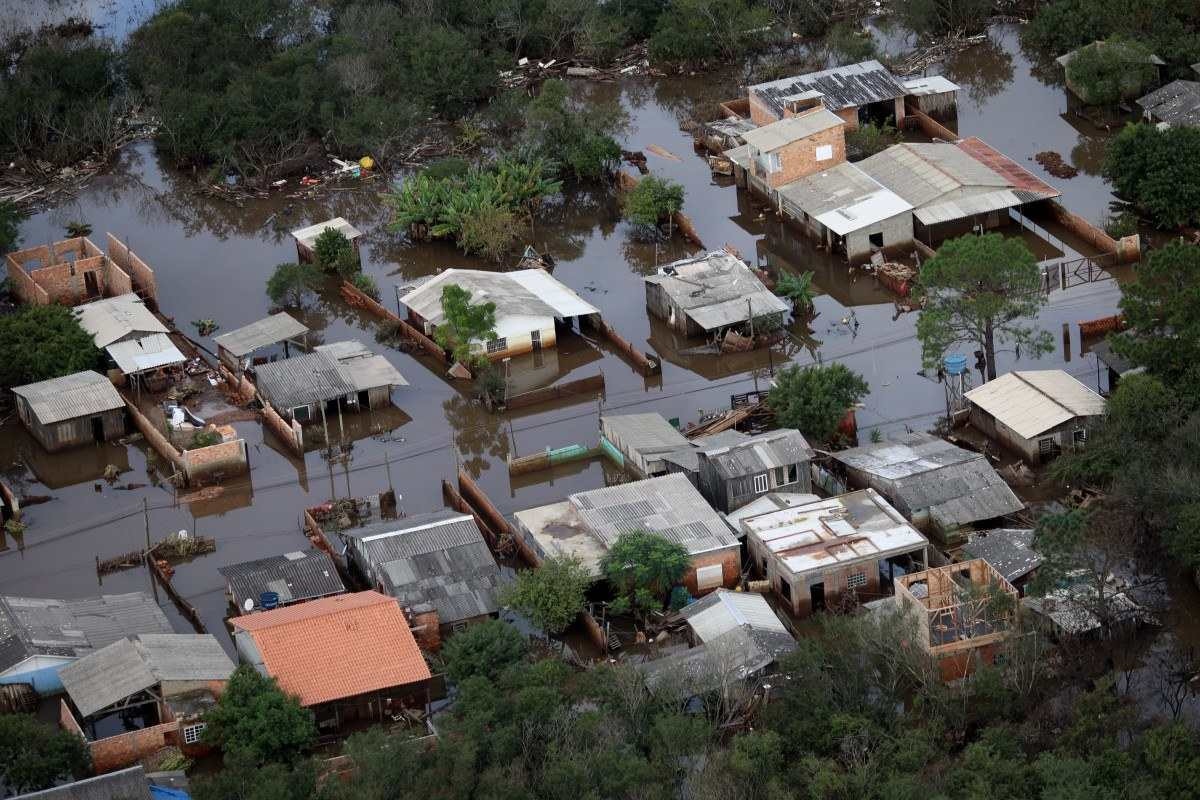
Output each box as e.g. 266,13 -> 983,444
1104,210 -> 1139,238
767,363 -> 869,444
600,531 -> 690,617
313,227 -> 353,271
845,121 -> 898,160
623,175 -> 685,229
459,204 -> 519,261
442,620 -> 527,683
190,429 -> 222,448
351,273 -> 379,300
265,262 -> 323,306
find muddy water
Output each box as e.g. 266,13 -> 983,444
0,27 -> 1136,654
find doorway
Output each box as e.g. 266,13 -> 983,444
91,416 -> 105,443
83,271 -> 100,298
810,582 -> 826,613
357,389 -> 370,409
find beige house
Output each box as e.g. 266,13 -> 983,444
965,370 -> 1106,464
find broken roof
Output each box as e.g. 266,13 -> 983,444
400,269 -> 598,337
738,489 -> 928,578
698,428 -> 812,481
253,340 -> 407,410
290,217 -> 362,249
776,161 -> 913,236
231,591 -> 431,707
0,592 -> 172,675
339,510 -> 502,624
741,108 -> 845,151
832,432 -> 1023,529
74,294 -> 168,348
11,371 -> 123,425
645,251 -> 789,332
106,333 -> 186,376
965,370 -> 1106,439
219,550 -> 345,612
1137,79 -> 1200,127
962,529 -> 1041,584
60,634 -> 234,718
214,313 -> 309,358
750,60 -> 908,116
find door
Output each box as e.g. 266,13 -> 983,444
357,389 -> 370,409
91,416 -> 105,443
83,271 -> 99,298
810,582 -> 826,614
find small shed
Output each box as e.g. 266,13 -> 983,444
1056,41 -> 1164,105
290,218 -> 362,265
599,413 -> 690,477
219,550 -> 345,614
213,313 -> 309,373
253,340 -> 407,424
1090,338 -> 1142,395
965,370 -> 1106,464
11,371 -> 126,452
645,251 -> 789,338
901,74 -> 960,116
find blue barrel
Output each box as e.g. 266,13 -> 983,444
260,591 -> 280,610
943,354 -> 968,376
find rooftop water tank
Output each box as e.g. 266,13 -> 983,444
260,591 -> 280,610
944,354 -> 968,376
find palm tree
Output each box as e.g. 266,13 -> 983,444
776,271 -> 816,316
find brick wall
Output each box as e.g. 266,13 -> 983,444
261,397 -> 304,455
748,91 -> 780,126
107,234 -> 158,303
409,610 -> 441,651
103,257 -> 133,296
88,720 -> 179,775
785,561 -> 880,618
681,547 -> 741,597
5,256 -> 48,304
766,124 -> 847,187
834,106 -> 859,131
123,398 -> 186,472
183,438 -> 248,484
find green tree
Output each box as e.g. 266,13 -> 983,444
0,305 -> 102,390
192,749 -> 316,800
915,233 -> 1052,381
767,363 -> 868,444
895,0 -> 992,35
845,120 -> 898,160
623,175 -> 685,231
435,284 -> 498,366
503,556 -> 592,635
265,262 -> 323,307
525,79 -> 625,181
202,664 -> 316,765
442,620 -> 528,683
313,227 -> 355,274
0,714 -> 90,793
351,273 -> 380,300
1065,39 -> 1158,106
402,25 -> 499,115
775,271 -> 816,314
649,0 -> 771,63
1104,123 -> 1200,229
600,531 -> 690,617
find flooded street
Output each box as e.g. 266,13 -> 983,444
0,22 -> 1172,655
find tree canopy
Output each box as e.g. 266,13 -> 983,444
503,556 -> 592,635
525,79 -> 625,181
441,619 -> 528,683
265,261 -> 323,307
915,233 -> 1052,381
1065,39 -> 1158,106
767,363 -> 869,444
435,284 -> 498,367
623,175 -> 685,231
0,714 -> 90,793
1104,123 -> 1200,229
201,664 -> 316,765
0,304 -> 102,390
600,530 -> 690,617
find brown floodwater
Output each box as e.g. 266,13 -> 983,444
4,20 -> 1191,670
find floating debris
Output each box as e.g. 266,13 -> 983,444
1035,151 -> 1079,179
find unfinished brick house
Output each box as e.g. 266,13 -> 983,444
5,234 -> 157,308
894,559 -> 1018,682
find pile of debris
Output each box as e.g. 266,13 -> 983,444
891,32 -> 988,75
868,262 -> 919,298
1035,151 -> 1079,179
499,42 -> 658,89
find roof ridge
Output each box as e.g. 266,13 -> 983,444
1011,371 -> 1081,417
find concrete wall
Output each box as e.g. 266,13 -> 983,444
469,326 -> 557,360
183,438 -> 249,484
748,534 -> 881,618
681,547 -> 741,597
844,212 -> 915,263
971,404 -> 1099,465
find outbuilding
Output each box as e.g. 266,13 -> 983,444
290,218 -> 362,265
599,413 -> 691,477
253,340 -> 407,425
964,370 -> 1106,464
687,428 -> 813,513
11,371 -> 127,452
219,549 -> 346,615
645,251 -> 789,339
213,312 -> 310,374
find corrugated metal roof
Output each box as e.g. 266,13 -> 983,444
401,269 -> 598,331
254,340 -> 407,410
10,766 -> 152,800
106,333 -> 186,375
11,371 -> 123,425
219,550 -> 345,610
569,473 -> 739,555
1137,79 -> 1200,127
645,251 -> 789,331
290,217 -> 362,248
136,634 -> 234,681
680,589 -> 790,641
214,313 -> 309,358
601,413 -> 690,460
965,370 -> 1106,439
741,109 -> 845,151
778,161 -> 913,235
74,294 -> 167,348
0,592 -> 171,674
901,75 -> 960,96
962,529 -> 1041,583
737,489 -> 927,577
750,59 -> 907,115
699,429 -> 812,480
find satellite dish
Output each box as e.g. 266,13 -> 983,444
243,598 -> 254,612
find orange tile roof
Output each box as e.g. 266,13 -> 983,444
230,590 -> 430,707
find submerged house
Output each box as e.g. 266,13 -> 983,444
1056,41 -> 1164,104
747,60 -> 909,130
0,592 -> 172,695
58,634 -> 235,774
965,370 -> 1106,464
687,428 -> 813,513
738,106 -> 848,193
645,251 -> 789,339
736,489 -> 930,618
219,549 -> 346,615
290,217 -> 362,265
895,559 -> 1017,681
828,432 -> 1024,546
400,268 -> 599,361
74,294 -> 186,384
514,473 -> 741,596
331,510 -> 503,650
11,371 -> 127,452
253,340 -> 408,424
213,312 -> 310,374
599,413 -> 691,477
1137,78 -> 1200,128
231,591 -> 432,732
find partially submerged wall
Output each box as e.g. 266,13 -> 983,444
182,438 -> 248,484
124,398 -> 186,475
106,234 -> 159,304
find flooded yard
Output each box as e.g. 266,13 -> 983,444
0,22 -> 1179,659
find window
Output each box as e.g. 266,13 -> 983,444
755,150 -> 781,174
847,571 -> 867,589
774,467 -> 785,486
1073,428 -> 1088,446
531,329 -> 541,350
815,144 -> 834,161
486,337 -> 507,354
1038,437 -> 1060,459
869,231 -> 884,248
182,723 -> 206,745
752,473 -> 769,494
779,579 -> 791,600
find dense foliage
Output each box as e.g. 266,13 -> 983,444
1104,123 -> 1200,229
0,304 -> 102,389
601,530 -> 691,617
441,619 -> 529,683
503,556 -> 593,635
915,234 -> 1052,381
524,80 -> 625,181
201,664 -> 317,765
1064,39 -> 1158,106
648,0 -> 772,63
622,175 -> 685,231
434,284 -> 499,367
1024,0 -> 1200,68
767,362 -> 868,444
0,714 -> 90,793
774,270 -> 816,314
845,120 -> 898,160
894,0 -> 992,36
265,262 -> 323,307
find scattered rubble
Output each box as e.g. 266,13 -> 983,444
1035,150 -> 1079,178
